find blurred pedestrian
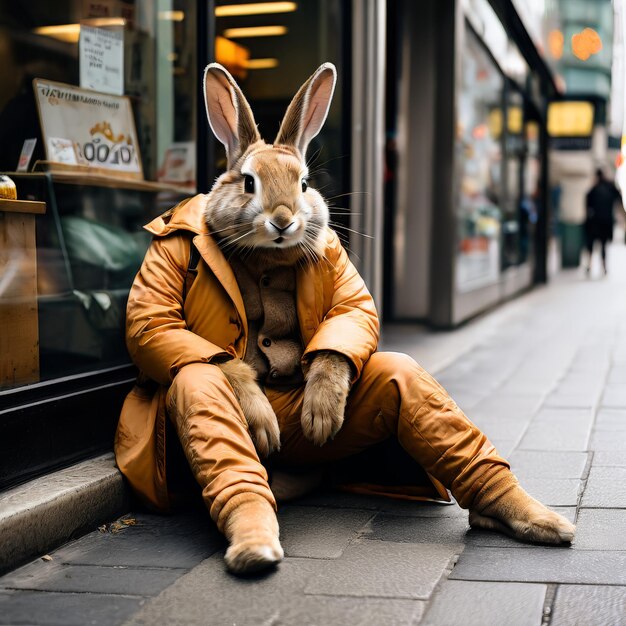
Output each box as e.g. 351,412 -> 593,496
584,168 -> 620,275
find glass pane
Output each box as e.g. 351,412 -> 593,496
456,28 -> 504,293
0,2 -> 196,183
212,0 -> 349,232
0,1 -> 195,390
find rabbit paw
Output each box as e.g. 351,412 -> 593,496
301,351 -> 352,446
218,359 -> 281,457
470,482 -> 576,545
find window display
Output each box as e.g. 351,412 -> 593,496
0,1 -> 196,390
213,0 -> 349,228
456,28 -> 504,293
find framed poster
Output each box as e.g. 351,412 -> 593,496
33,79 -> 143,179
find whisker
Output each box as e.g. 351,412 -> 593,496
324,191 -> 369,202
328,222 -> 374,240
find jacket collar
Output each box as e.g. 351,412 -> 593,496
144,194 -> 249,329
144,194 -> 209,236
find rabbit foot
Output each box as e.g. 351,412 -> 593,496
225,540 -> 284,575
221,494 -> 283,575
470,483 -> 575,545
301,351 -> 351,446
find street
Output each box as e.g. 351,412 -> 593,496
1,240 -> 625,626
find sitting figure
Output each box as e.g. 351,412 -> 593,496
115,63 -> 575,575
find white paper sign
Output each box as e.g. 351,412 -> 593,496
157,142 -> 196,192
34,79 -> 142,177
79,25 -> 124,96
17,138 -> 37,171
47,138 -> 78,165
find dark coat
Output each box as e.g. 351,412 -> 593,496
585,180 -> 620,243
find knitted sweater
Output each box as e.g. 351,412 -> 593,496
229,256 -> 304,387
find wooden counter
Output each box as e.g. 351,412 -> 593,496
0,198 -> 46,389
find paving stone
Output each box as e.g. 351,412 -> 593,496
0,562 -> 181,596
471,394 -> 543,420
465,508 -> 577,549
516,478 -> 582,506
488,438 -> 516,457
554,379 -> 604,396
544,393 -> 596,409
122,553 -> 425,626
551,585 -> 626,626
294,490 -> 466,518
532,408 -> 593,423
517,417 -> 591,451
608,366 -> 626,385
446,390 -> 483,411
601,386 -> 626,408
594,409 -> 626,430
421,580 -> 546,626
592,451 -> 626,466
509,451 -> 589,479
589,430 -> 626,451
277,506 -> 373,558
304,539 -> 458,599
264,595 -> 426,626
55,512 -> 223,569
574,510 -> 626,550
363,513 -> 469,546
450,547 -> 626,584
467,417 -> 529,442
0,590 -> 144,626
581,466 -> 626,508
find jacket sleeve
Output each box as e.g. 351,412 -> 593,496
126,234 -> 231,386
303,231 -> 380,381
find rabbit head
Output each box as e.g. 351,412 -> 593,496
202,62 -> 337,263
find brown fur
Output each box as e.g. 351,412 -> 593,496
301,351 -> 352,445
471,483 -> 576,545
218,358 -> 280,457
219,493 -> 283,574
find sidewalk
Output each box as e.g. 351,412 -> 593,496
1,242 -> 625,626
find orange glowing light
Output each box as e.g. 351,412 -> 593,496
548,30 -> 564,59
572,28 -> 602,61
472,124 -> 488,140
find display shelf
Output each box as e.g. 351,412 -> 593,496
0,199 -> 47,214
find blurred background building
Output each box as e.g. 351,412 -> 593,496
0,0 -> 621,489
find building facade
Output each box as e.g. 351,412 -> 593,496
0,0 -> 563,486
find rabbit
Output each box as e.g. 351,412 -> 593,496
202,62 -> 352,458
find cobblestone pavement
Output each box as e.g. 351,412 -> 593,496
1,243 -> 626,625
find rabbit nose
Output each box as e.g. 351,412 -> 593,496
270,205 -> 294,231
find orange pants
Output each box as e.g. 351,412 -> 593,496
166,352 -> 510,523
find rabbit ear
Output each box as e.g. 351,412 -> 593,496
203,63 -> 260,168
275,62 -> 337,156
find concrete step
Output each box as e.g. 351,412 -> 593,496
0,453 -> 130,574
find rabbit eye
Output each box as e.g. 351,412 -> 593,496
301,179 -> 308,193
243,175 -> 255,194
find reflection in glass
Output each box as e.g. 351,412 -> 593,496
456,28 -> 503,293
0,2 -> 195,390
213,0 -> 349,235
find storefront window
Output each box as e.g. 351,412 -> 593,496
0,1 -> 196,390
502,89 -> 525,269
456,27 -> 504,293
213,0 -> 349,221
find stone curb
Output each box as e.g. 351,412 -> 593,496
0,453 -> 130,575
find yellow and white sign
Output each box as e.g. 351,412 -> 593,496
33,79 -> 142,178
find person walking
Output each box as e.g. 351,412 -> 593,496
585,168 -> 620,275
